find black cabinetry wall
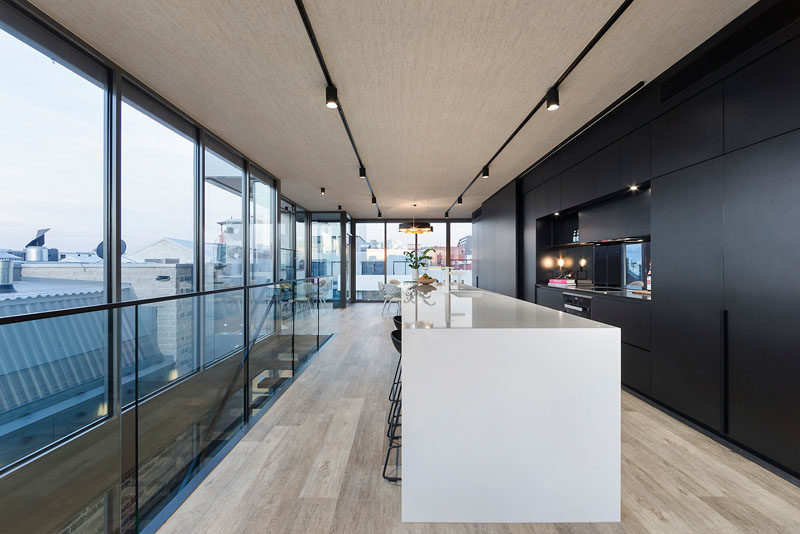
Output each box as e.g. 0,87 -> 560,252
723,130 -> 800,475
480,13 -> 800,477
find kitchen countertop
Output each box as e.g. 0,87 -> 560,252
402,284 -> 615,329
536,283 -> 652,302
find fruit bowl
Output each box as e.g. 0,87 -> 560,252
417,277 -> 436,285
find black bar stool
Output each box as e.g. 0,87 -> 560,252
393,314 -> 402,330
384,329 -> 402,482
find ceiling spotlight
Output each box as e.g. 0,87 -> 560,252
629,184 -> 639,191
320,187 -> 326,196
337,205 -> 342,210
554,212 -> 560,216
482,165 -> 489,179
359,166 -> 366,179
371,195 -> 376,204
457,196 -> 463,205
326,85 -> 338,109
546,86 -> 559,111
445,212 -> 449,219
377,211 -> 382,218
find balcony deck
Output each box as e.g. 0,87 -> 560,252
159,302 -> 800,533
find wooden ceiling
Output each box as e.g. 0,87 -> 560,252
32,0 -> 756,218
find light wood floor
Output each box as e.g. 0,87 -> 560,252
160,303 -> 800,534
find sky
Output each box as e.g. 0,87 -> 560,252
0,28 -> 254,255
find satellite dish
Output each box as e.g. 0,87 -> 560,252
95,240 -> 126,259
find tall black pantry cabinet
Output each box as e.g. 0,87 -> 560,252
724,129 -> 800,475
650,157 -> 724,431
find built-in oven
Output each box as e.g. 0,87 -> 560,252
563,293 -> 591,318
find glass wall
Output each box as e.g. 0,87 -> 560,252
355,222 -> 385,300
0,4 -> 330,533
449,222 -> 473,285
311,213 -> 342,306
279,199 -> 294,281
204,142 -> 244,289
249,170 -> 275,285
416,222 -> 447,281
0,19 -> 106,314
295,207 -> 307,279
121,83 -> 196,301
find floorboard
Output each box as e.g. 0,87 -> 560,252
159,303 -> 800,533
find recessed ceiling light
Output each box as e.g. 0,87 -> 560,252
554,212 -> 560,216
630,184 -> 639,191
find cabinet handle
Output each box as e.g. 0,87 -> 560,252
721,309 -> 729,434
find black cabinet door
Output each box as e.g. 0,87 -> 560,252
619,124 -> 650,188
651,157 -> 724,431
545,176 -> 561,214
536,287 -> 563,310
651,83 -> 723,177
560,159 -> 594,210
724,130 -> 800,475
534,184 -> 548,218
725,37 -> 800,152
622,343 -> 651,395
522,191 -> 537,302
591,297 -> 651,350
617,189 -> 651,238
593,142 -> 620,197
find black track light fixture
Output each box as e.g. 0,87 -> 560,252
457,196 -> 463,205
445,212 -> 449,219
482,165 -> 489,179
337,205 -> 342,210
377,211 -> 382,218
359,166 -> 366,179
320,187 -> 326,196
371,195 -> 376,204
546,86 -> 560,111
326,85 -> 338,109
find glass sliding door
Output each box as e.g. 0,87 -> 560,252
355,222 -> 386,300
416,222 -> 447,281
311,213 -> 343,307
386,222 -> 416,283
449,222 -> 473,285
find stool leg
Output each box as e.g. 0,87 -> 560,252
383,396 -> 401,482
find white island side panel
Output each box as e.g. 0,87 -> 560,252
402,326 -> 620,523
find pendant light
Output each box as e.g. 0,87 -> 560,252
399,203 -> 433,234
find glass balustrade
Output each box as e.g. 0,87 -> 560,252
0,276 -> 333,533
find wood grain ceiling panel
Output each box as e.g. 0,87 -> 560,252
29,0 -> 756,218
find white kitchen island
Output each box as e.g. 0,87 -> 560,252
400,284 -> 620,524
